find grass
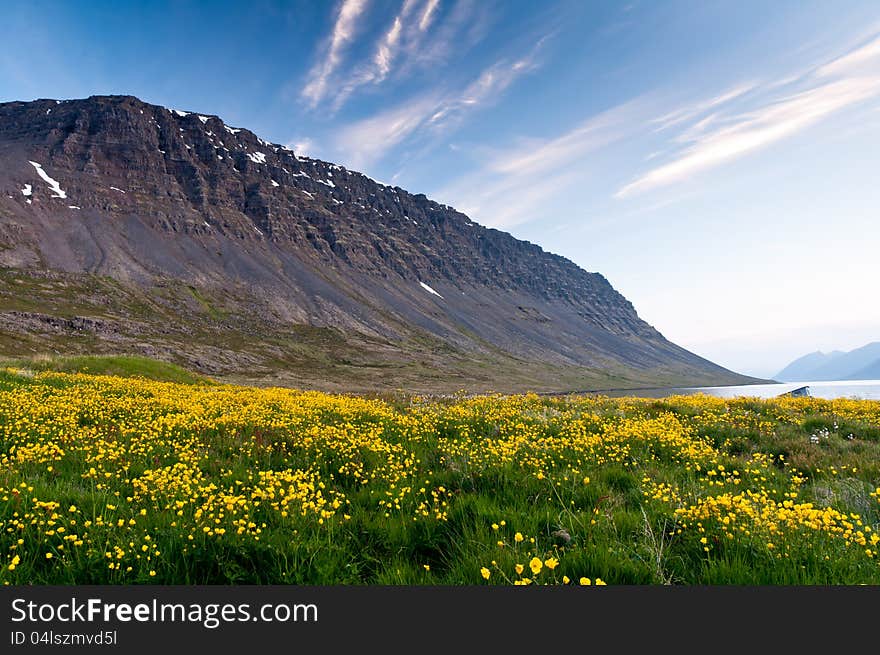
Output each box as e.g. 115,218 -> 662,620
186,285 -> 226,321
0,354 -> 213,385
0,365 -> 878,585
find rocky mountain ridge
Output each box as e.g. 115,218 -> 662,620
0,95 -> 752,391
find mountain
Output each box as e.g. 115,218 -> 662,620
850,359 -> 880,380
775,342 -> 880,382
775,350 -> 844,382
0,95 -> 754,392
816,343 -> 880,380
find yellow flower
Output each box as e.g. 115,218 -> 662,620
480,567 -> 491,580
544,557 -> 559,570
515,563 -> 524,575
579,577 -> 591,585
583,476 -> 590,484
529,557 -> 543,575
595,579 -> 607,585
514,532 -> 524,543
423,564 -> 430,571
45,553 -> 53,560
491,523 -> 499,530
562,575 -> 570,584
149,570 -> 156,577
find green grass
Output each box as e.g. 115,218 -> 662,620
0,370 -> 877,586
186,285 -> 226,321
0,354 -> 213,385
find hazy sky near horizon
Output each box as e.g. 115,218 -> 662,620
2,1 -> 879,378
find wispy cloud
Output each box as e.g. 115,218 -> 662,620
407,0 -> 491,69
489,101 -> 634,177
332,42 -> 546,167
301,0 -> 370,109
329,0 -> 424,110
418,0 -> 441,31
650,83 -> 757,132
816,33 -> 880,78
433,100 -> 644,228
332,94 -> 442,167
304,0 -> 495,112
427,53 -> 542,128
618,77 -> 880,197
430,31 -> 880,228
616,33 -> 880,198
374,14 -> 405,80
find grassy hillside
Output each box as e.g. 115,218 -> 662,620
0,354 -> 213,385
0,368 -> 878,585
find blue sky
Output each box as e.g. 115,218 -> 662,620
3,0 -> 880,378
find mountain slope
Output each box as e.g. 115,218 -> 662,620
0,95 -> 754,392
849,359 -> 880,380
776,343 -> 880,382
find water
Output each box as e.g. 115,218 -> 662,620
663,379 -> 880,401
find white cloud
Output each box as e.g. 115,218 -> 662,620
433,100 -> 644,228
418,0 -> 441,31
816,33 -> 880,78
334,94 -> 442,167
328,0 -> 422,109
286,137 -> 316,157
491,104 -> 634,177
375,16 -> 405,79
302,0 -> 507,115
618,78 -> 880,197
313,0 -> 469,112
650,83 -> 757,132
427,55 -> 541,130
301,0 -> 370,108
398,0 -> 488,72
372,0 -> 425,83
617,33 -> 880,198
431,31 -> 880,229
333,47 -> 544,167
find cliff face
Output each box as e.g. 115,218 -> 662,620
0,95 -> 750,390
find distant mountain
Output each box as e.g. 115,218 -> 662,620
775,350 -> 844,382
850,359 -> 880,380
775,342 -> 880,381
0,95 -> 756,392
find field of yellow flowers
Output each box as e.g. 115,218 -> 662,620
1,367 -> 879,585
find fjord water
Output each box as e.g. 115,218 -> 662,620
674,379 -> 880,400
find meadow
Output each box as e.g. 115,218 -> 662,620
1,360 -> 878,585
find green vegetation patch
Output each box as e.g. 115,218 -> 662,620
0,375 -> 877,585
0,354 -> 213,385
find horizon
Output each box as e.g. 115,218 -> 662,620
2,1 -> 879,378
